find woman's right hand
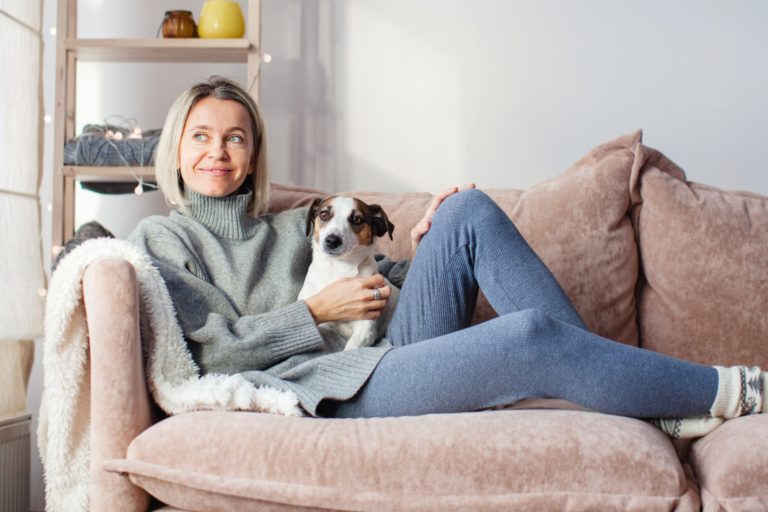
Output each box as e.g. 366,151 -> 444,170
303,274 -> 392,325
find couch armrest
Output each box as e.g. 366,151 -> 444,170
83,258 -> 151,511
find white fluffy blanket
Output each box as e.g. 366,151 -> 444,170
38,238 -> 302,512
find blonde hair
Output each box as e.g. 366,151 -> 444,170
155,76 -> 270,216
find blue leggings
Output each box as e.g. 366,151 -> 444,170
320,189 -> 718,419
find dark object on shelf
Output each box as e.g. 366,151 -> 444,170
64,124 -> 161,167
160,10 -> 197,38
52,221 -> 115,273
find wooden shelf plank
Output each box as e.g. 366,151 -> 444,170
61,165 -> 155,182
64,38 -> 252,63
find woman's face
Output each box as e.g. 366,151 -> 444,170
178,97 -> 255,198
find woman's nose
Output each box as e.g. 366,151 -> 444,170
207,139 -> 229,159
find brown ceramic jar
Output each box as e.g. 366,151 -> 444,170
160,10 -> 197,38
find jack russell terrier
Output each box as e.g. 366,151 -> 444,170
298,196 -> 400,351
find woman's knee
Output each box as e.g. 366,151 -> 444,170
432,188 -> 503,227
503,308 -> 557,340
439,188 -> 492,213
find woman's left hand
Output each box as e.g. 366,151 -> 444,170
411,183 -> 476,254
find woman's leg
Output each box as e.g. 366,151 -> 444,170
388,189 -> 585,346
324,309 -> 718,419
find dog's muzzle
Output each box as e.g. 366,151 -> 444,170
323,234 -> 343,253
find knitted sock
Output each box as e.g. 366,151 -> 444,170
650,416 -> 725,440
710,366 -> 764,419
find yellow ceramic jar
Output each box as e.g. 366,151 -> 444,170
198,0 -> 245,39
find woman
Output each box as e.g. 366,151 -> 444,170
129,76 -> 765,437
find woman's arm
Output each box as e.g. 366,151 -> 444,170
131,229 -> 324,375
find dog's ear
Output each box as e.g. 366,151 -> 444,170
369,204 -> 395,240
306,198 -> 323,237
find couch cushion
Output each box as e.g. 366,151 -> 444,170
270,131 -> 643,344
104,409 -> 699,511
509,131 -> 642,345
689,415 -> 768,511
632,146 -> 768,366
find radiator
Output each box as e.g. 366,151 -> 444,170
0,414 -> 31,512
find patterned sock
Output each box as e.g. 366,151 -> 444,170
710,366 -> 764,419
650,416 -> 725,439
651,366 -> 765,439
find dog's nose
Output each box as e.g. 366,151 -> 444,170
324,235 -> 342,251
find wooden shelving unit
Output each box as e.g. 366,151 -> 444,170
52,0 -> 261,250
61,165 -> 156,182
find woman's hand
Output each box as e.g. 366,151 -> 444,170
304,274 -> 392,325
411,183 -> 476,254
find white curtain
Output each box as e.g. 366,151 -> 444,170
0,0 -> 44,415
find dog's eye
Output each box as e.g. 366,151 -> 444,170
351,216 -> 363,225
318,211 -> 331,221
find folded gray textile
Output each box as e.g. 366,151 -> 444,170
64,124 -> 161,167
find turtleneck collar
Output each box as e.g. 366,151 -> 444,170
182,189 -> 257,239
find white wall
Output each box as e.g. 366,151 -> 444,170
32,0 -> 768,509
262,0 -> 768,194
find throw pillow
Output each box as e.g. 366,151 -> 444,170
632,147 -> 768,367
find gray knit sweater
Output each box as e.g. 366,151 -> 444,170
128,189 -> 408,416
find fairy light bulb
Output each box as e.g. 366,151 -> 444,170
263,53 -> 272,63
134,179 -> 144,195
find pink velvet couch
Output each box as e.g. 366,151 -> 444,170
85,132 -> 768,511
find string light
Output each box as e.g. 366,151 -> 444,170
49,27 -> 56,36
134,178 -> 144,195
44,114 -> 52,123
246,50 -> 271,94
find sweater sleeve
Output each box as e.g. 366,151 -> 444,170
129,223 -> 325,375
374,254 -> 410,288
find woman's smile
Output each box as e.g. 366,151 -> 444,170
199,167 -> 233,175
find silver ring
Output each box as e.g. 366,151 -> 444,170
372,288 -> 382,301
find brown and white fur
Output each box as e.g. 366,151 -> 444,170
298,196 -> 399,350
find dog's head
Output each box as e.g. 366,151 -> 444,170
305,196 -> 395,257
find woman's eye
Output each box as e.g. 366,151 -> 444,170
193,132 -> 208,142
228,134 -> 245,143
